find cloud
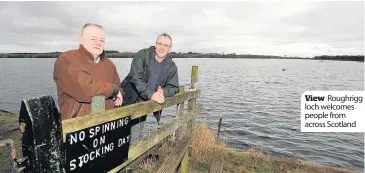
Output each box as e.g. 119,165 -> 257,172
0,1 -> 363,57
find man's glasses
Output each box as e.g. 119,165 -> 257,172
156,42 -> 171,48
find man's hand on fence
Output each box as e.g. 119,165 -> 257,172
157,86 -> 164,95
114,91 -> 123,106
152,87 -> 165,104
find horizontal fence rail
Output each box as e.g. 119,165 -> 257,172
62,89 -> 201,141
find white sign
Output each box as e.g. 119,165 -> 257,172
301,91 -> 364,132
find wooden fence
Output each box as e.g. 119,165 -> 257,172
14,66 -> 201,173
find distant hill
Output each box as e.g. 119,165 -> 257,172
0,51 -> 363,61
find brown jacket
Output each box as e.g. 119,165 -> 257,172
53,45 -> 122,120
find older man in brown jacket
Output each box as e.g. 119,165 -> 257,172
53,23 -> 123,120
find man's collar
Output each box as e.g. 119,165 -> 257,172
79,44 -> 105,63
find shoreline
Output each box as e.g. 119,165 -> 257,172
0,109 -> 15,114
0,52 -> 363,62
0,57 -> 364,62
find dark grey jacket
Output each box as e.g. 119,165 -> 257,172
121,46 -> 179,106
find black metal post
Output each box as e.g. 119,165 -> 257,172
19,95 -> 63,173
217,117 -> 222,139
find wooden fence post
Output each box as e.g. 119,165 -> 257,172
91,95 -> 105,113
179,67 -> 197,173
190,66 -> 198,89
187,66 -> 198,135
174,86 -> 186,141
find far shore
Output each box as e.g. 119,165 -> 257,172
0,52 -> 363,62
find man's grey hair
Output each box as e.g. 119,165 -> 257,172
156,33 -> 172,46
81,23 -> 104,35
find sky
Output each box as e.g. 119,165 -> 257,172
0,1 -> 364,57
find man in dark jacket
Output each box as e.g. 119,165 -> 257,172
120,33 -> 179,143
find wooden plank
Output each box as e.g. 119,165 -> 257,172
178,86 -> 185,93
156,136 -> 192,173
209,162 -> 224,173
107,104 -> 201,173
174,86 -> 185,141
177,86 -> 185,118
187,97 -> 197,135
179,150 -> 189,173
62,89 -> 200,141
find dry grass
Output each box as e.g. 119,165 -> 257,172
0,113 -> 18,124
190,122 -> 217,162
135,138 -> 175,172
190,122 -> 230,163
137,154 -> 160,172
188,123 -> 361,173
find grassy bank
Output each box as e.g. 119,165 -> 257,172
187,123 -> 361,173
0,112 -> 22,173
135,123 -> 361,173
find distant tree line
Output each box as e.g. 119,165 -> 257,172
0,51 -> 363,61
167,52 -> 310,59
0,52 -> 63,58
313,55 -> 364,61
